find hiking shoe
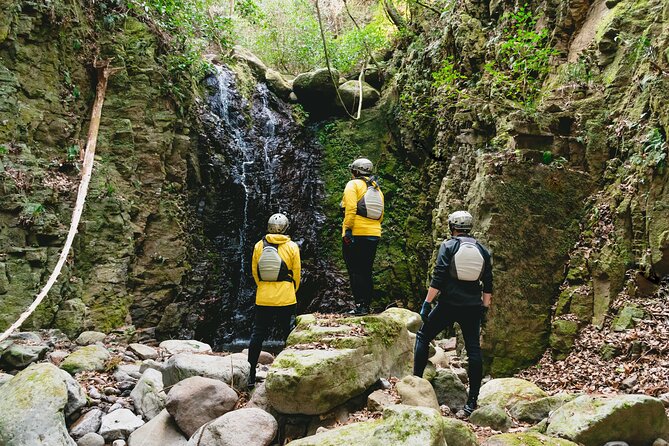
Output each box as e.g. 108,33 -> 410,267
347,305 -> 369,316
463,399 -> 477,417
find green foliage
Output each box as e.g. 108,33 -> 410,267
0,145 -> 8,155
19,201 -> 45,227
541,150 -> 553,164
66,145 -> 79,161
330,18 -> 391,73
484,5 -> 556,105
631,128 -> 667,172
431,56 -> 466,97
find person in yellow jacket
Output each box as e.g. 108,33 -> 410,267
247,213 -> 301,388
341,158 -> 384,315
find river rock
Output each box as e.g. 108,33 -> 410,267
8,331 -> 43,343
546,394 -> 669,446
441,417 -> 478,446
1,342 -> 49,368
266,311 -> 413,415
484,432 -> 580,446
130,368 -> 165,420
186,408 -> 277,446
233,46 -> 268,79
611,305 -> 645,331
292,68 -> 339,112
509,393 -> 577,422
396,375 -> 440,410
61,345 -> 111,374
70,408 -> 103,439
478,378 -> 547,410
159,339 -> 212,355
99,409 -> 145,441
162,352 -> 250,388
114,364 -> 142,381
75,331 -> 107,346
470,405 -> 512,432
0,363 -> 83,446
0,372 -> 13,386
367,389 -> 397,411
383,307 -> 423,333
265,68 -> 292,100
432,368 -> 468,411
165,376 -> 238,437
336,80 -> 380,110
128,409 -> 187,446
128,343 -> 159,360
77,433 -> 105,446
286,405 -> 445,446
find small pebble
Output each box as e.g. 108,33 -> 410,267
107,403 -> 123,413
104,387 -> 121,396
88,387 -> 102,400
112,440 -> 126,446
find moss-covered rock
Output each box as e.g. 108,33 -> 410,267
478,378 -> 547,410
483,432 -> 580,446
469,405 -> 512,432
286,405 -> 446,446
337,80 -> 380,111
432,368 -> 467,411
396,375 -> 440,410
441,417 -> 478,446
549,319 -> 579,360
611,305 -> 645,331
266,311 -> 413,415
60,344 -> 110,374
546,394 -> 669,446
508,393 -> 577,423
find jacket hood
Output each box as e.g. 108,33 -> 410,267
265,234 -> 291,244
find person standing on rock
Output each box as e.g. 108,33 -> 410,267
341,158 -> 384,316
413,210 -> 493,416
247,213 -> 301,388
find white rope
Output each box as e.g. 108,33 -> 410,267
0,62 -> 115,344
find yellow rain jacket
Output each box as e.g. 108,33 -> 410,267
341,177 -> 384,237
251,233 -> 301,306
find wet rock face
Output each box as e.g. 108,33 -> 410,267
191,66 -> 327,348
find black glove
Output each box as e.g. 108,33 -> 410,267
480,306 -> 489,329
343,229 -> 354,246
420,301 -> 432,323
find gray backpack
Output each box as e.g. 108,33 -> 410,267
356,177 -> 384,220
257,238 -> 293,282
449,237 -> 485,281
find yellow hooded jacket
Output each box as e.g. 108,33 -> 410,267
341,177 -> 384,237
252,233 -> 301,306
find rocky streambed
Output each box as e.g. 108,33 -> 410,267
1,309 -> 668,446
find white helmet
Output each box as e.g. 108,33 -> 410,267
349,158 -> 373,176
448,210 -> 473,233
267,213 -> 289,234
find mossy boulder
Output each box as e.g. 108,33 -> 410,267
266,311 -> 413,415
383,308 -> 423,333
336,80 -> 380,111
508,393 -> 577,422
549,319 -> 579,360
0,342 -> 49,368
441,417 -> 478,446
546,394 -> 669,446
162,353 -> 250,389
396,375 -> 440,410
293,68 -> 339,113
478,378 -> 547,410
0,363 -> 85,446
484,432 -> 580,446
470,405 -> 512,432
60,344 -> 110,374
265,68 -> 292,100
611,305 -> 644,331
286,405 -> 446,446
432,368 -> 468,411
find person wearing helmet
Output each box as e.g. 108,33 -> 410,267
413,210 -> 493,416
341,157 -> 384,316
247,213 -> 301,388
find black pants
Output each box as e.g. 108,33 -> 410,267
248,304 -> 296,377
342,236 -> 379,309
414,303 -> 483,402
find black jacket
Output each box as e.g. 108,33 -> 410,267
430,236 -> 493,306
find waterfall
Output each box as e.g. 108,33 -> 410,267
193,65 -> 328,350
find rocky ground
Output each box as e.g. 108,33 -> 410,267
1,308 -> 669,446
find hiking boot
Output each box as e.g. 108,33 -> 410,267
247,369 -> 256,390
463,399 -> 477,417
347,305 -> 369,316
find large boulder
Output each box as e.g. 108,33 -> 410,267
0,363 -> 85,446
266,311 -> 413,415
233,46 -> 268,80
470,405 -> 512,432
265,68 -> 292,100
546,394 -> 669,446
441,417 -> 478,446
186,408 -> 277,446
1,342 -> 49,368
128,343 -> 159,360
478,378 -> 547,410
128,409 -> 187,446
286,405 -> 446,446
484,432 -> 580,446
61,345 -> 110,374
292,68 -> 339,113
383,308 -> 423,333
130,368 -> 166,421
336,80 -> 380,111
432,368 -> 468,411
158,340 -> 212,355
509,393 -> 577,422
165,376 -> 238,437
162,352 -> 249,388
396,375 -> 440,410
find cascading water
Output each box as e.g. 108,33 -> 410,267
193,65 -> 329,350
